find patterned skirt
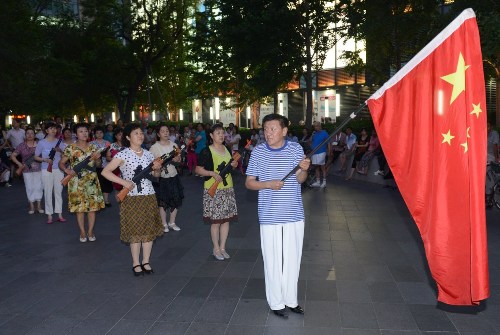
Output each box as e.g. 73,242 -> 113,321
153,175 -> 184,211
119,194 -> 163,243
203,188 -> 238,224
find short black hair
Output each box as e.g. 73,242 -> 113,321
93,125 -> 104,133
122,123 -> 142,147
262,114 -> 289,128
113,127 -> 123,142
45,121 -> 56,130
73,123 -> 89,133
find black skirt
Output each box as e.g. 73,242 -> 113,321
96,167 -> 113,193
153,175 -> 184,211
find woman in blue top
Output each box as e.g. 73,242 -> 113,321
194,123 -> 207,157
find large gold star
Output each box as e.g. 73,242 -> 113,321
441,129 -> 455,145
440,53 -> 470,105
470,103 -> 482,118
461,141 -> 468,153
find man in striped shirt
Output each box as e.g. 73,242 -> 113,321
245,114 -> 311,319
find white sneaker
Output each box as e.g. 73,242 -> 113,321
320,180 -> 326,188
163,224 -> 169,233
168,223 -> 181,231
374,170 -> 385,176
5,183 -> 12,188
310,180 -> 321,187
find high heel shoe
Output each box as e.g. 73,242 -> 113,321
132,265 -> 143,276
141,263 -> 154,274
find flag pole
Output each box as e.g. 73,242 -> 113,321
281,101 -> 368,181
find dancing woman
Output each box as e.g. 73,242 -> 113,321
149,124 -> 184,233
195,124 -> 238,261
59,123 -> 105,242
101,123 -> 163,276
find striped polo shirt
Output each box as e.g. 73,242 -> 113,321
246,140 -> 305,225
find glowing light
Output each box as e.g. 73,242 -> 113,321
335,94 -> 340,117
8,115 -> 12,125
246,106 -> 250,119
210,107 -> 214,120
215,97 -> 220,120
27,115 -> 31,124
325,97 -> 329,118
90,113 -> 95,123
152,111 -> 156,121
73,115 -> 77,123
180,109 -> 184,121
112,112 -> 116,123
131,111 -> 135,122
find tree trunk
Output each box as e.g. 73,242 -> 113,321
304,7 -> 313,128
496,76 -> 500,127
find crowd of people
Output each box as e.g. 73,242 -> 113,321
0,115 -> 498,319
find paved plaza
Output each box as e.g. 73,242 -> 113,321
0,173 -> 499,335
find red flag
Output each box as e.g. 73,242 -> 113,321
367,8 -> 489,305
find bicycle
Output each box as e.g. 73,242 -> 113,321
486,161 -> 500,210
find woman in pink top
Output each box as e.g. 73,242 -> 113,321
357,129 -> 381,175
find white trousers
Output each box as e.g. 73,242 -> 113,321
260,220 -> 304,310
1,170 -> 9,182
23,171 -> 43,202
42,169 -> 63,215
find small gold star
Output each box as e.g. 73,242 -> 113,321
470,103 -> 482,118
441,130 -> 455,145
441,52 -> 470,105
461,141 -> 468,153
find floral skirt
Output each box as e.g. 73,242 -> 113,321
153,175 -> 184,211
202,188 -> 238,224
119,194 -> 163,243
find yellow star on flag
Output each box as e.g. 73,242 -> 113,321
470,103 -> 482,118
441,129 -> 455,145
440,52 -> 470,105
461,141 -> 468,153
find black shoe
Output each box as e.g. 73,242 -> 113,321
272,308 -> 288,319
105,202 -> 112,207
132,265 -> 143,276
141,263 -> 154,274
287,305 -> 304,314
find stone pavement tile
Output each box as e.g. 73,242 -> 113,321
0,315 -> 45,335
231,249 -> 261,262
332,240 -> 356,253
66,318 -> 117,335
336,281 -> 372,303
195,297 -> 239,323
114,275 -> 162,296
333,251 -> 359,266
156,247 -> 191,260
194,261 -> 229,277
303,300 -> 341,328
221,261 -> 255,279
397,283 -> 436,305
362,265 -> 393,283
229,299 -> 269,326
123,294 -> 174,321
147,321 -> 190,335
306,264 -> 336,281
265,326 -> 341,335
334,264 -> 366,281
0,287 -> 51,315
0,270 -> 28,288
107,319 -> 154,335
250,261 -> 265,279
445,312 -> 498,333
380,331 -> 420,335
305,239 -> 332,251
339,302 -> 378,329
331,230 -> 352,241
305,230 -> 332,242
210,277 -> 247,299
350,231 -> 374,242
185,322 -> 227,335
342,329 -> 381,335
242,278 -> 266,299
166,260 -> 204,277
25,292 -> 81,318
225,324 -> 265,335
178,276 -> 218,297
368,282 -> 404,303
159,296 -> 205,323
407,304 -> 456,332
0,314 -> 14,326
52,292 -> 112,319
26,317 -> 80,335
147,275 -> 190,297
387,265 -> 423,282
306,280 -> 337,301
373,303 -> 418,331
302,250 -> 334,265
87,293 -> 143,321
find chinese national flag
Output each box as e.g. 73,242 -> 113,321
367,9 -> 489,305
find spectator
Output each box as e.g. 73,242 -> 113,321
60,127 -> 74,150
0,157 -> 11,187
143,125 -> 156,150
6,119 -> 26,181
357,129 -> 381,175
324,130 -> 346,177
36,124 -> 46,140
309,122 -> 329,188
287,131 -> 298,143
106,127 -> 125,194
91,126 -> 113,207
186,131 -> 197,175
10,127 -> 43,212
229,126 -> 244,175
487,122 -> 499,163
194,123 -> 207,160
299,128 -> 311,153
338,127 -> 357,172
103,124 -> 114,143
345,128 -> 370,180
